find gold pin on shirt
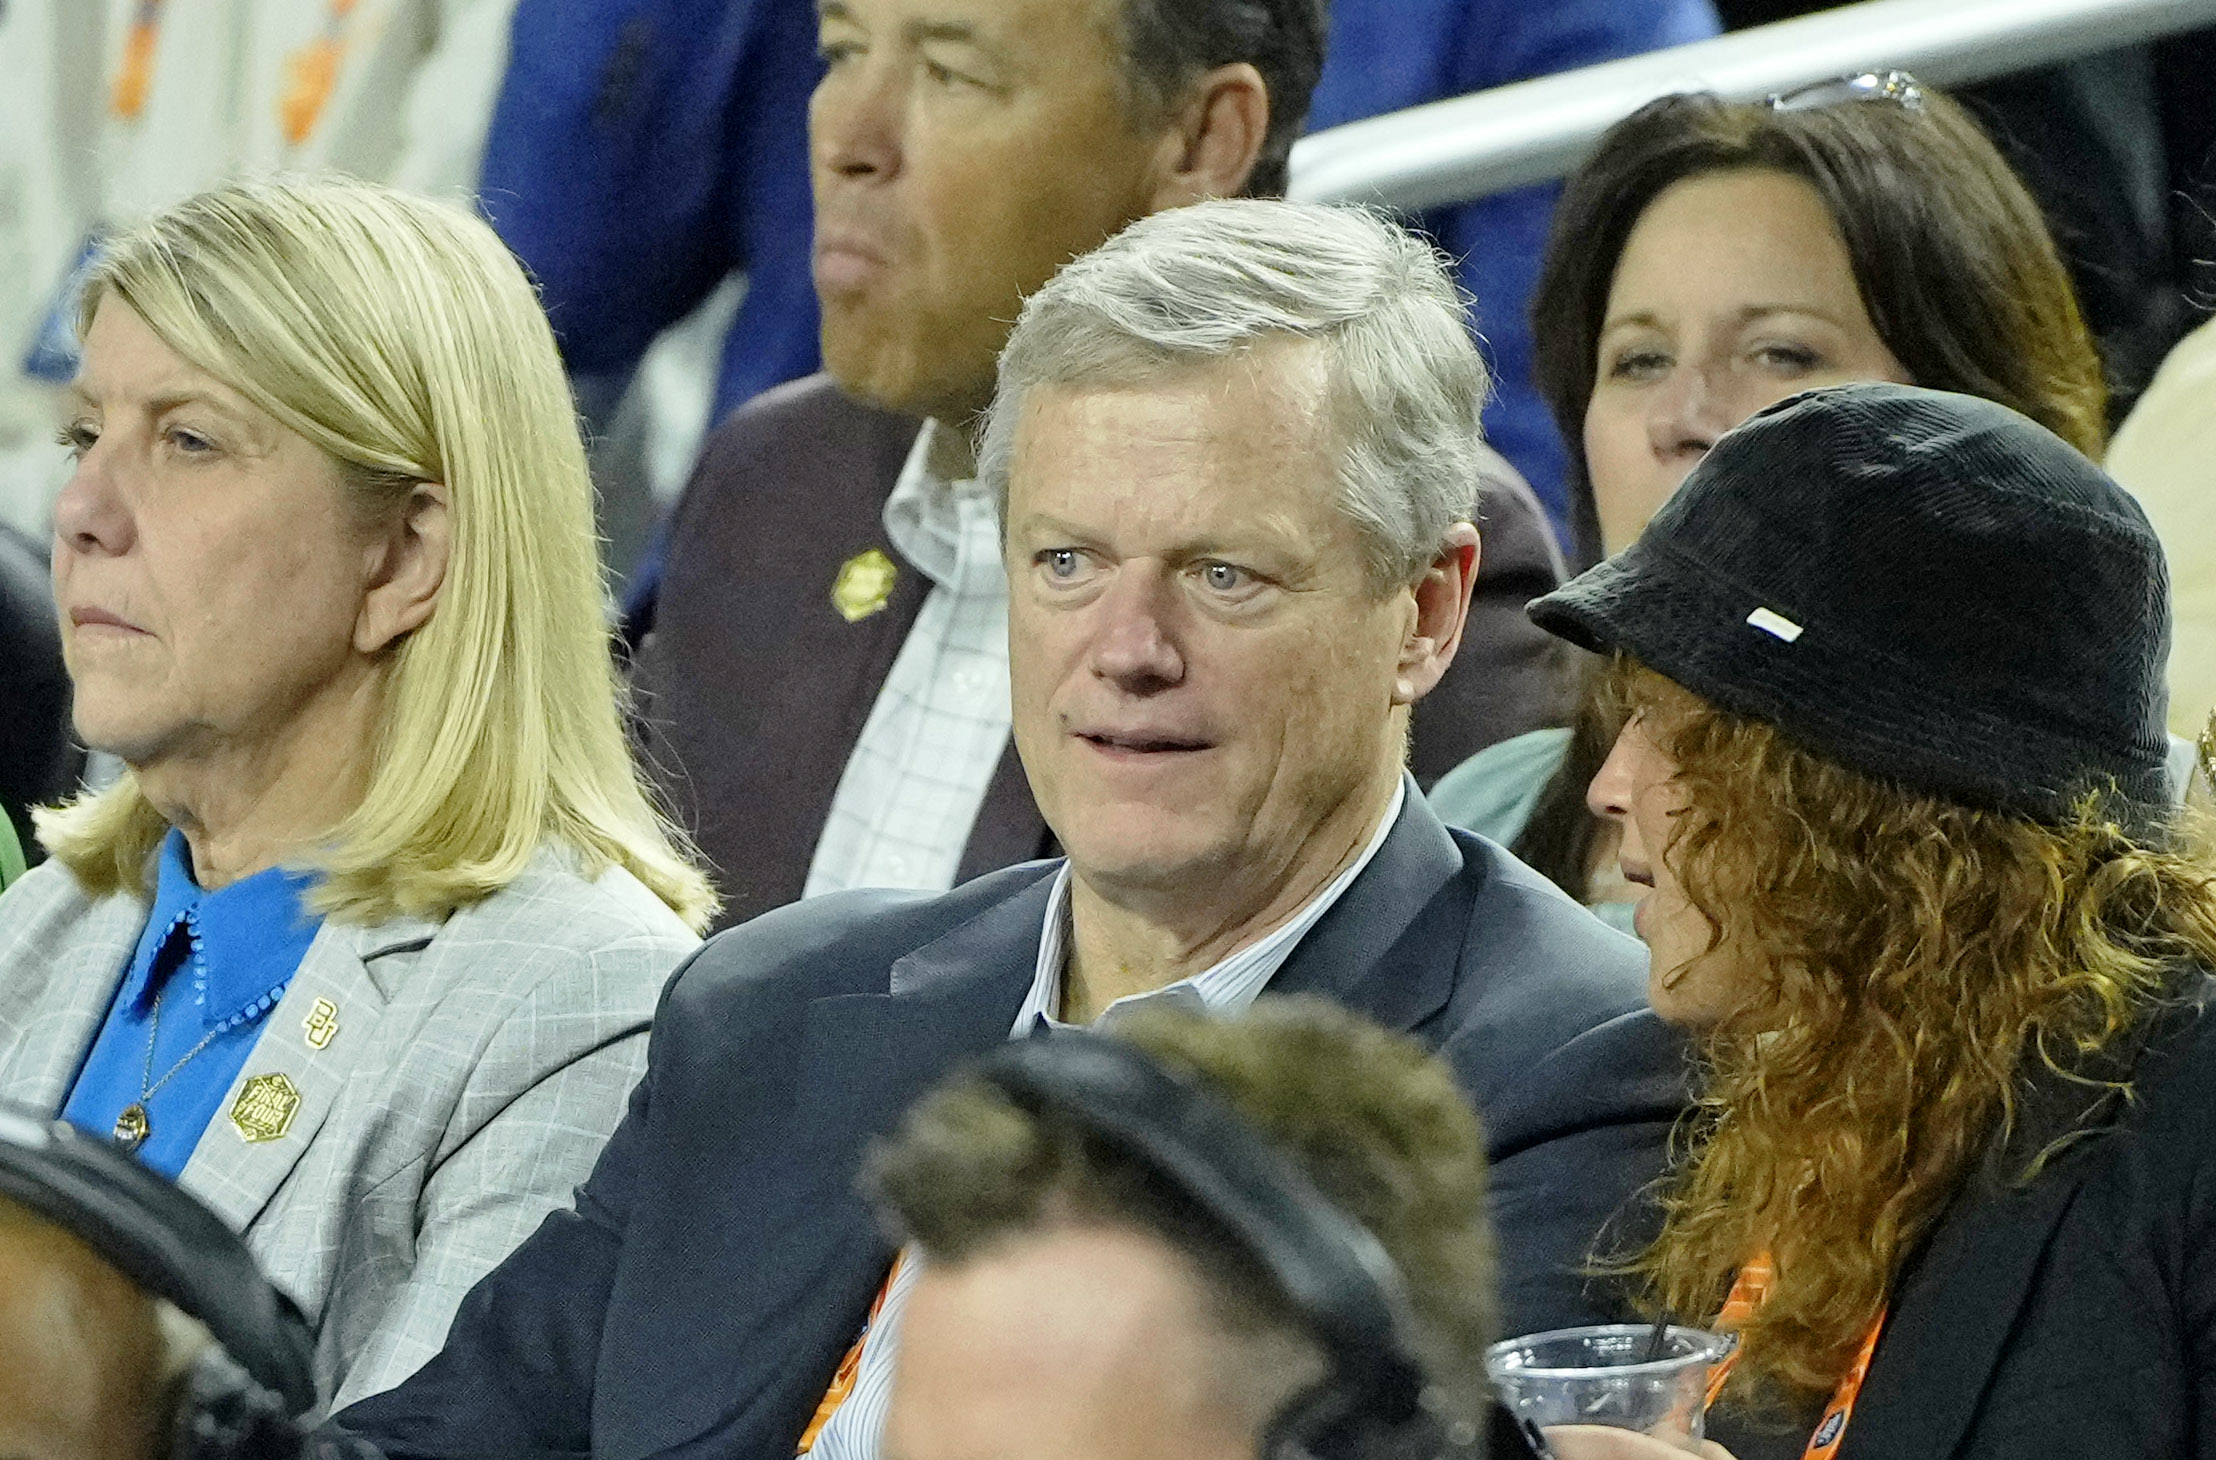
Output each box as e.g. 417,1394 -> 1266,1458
832,549 -> 898,623
304,997 -> 340,1050
231,1073 -> 302,1143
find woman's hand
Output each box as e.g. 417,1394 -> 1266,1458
1541,1424 -> 1736,1460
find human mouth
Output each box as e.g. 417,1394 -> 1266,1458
812,228 -> 889,293
1074,728 -> 1215,759
68,605 -> 148,637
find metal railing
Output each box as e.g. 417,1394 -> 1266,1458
1287,0 -> 2216,211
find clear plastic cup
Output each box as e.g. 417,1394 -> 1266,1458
1484,1323 -> 1735,1453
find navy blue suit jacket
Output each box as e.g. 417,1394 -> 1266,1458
334,797 -> 1684,1458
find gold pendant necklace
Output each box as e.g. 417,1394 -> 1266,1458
113,986 -> 225,1154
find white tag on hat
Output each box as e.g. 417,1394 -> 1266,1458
1747,607 -> 1803,642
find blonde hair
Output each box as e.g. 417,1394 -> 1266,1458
37,176 -> 715,930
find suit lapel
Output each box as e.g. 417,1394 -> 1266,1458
0,895 -> 143,1112
629,875 -> 1053,1460
176,916 -> 428,1234
1841,992 -> 2203,1459
1839,1148 -> 2094,1460
1269,784 -> 1468,1033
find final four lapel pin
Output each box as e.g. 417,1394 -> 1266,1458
832,549 -> 898,623
230,1073 -> 301,1143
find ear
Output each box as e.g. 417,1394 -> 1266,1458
1392,522 -> 1479,706
355,481 -> 451,655
1145,62 -> 1271,209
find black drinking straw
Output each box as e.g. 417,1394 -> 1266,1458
1639,1310 -> 1674,1363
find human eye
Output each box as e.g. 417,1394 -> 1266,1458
56,420 -> 98,458
818,35 -> 860,66
165,425 -> 219,456
920,54 -> 984,90
1751,341 -> 1822,374
1603,346 -> 1670,383
1036,547 -> 1097,586
1192,560 -> 1269,604
915,39 -> 999,93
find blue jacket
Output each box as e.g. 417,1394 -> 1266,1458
332,797 -> 1685,1457
476,0 -> 1718,543
477,0 -> 823,421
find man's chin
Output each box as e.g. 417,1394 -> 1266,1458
819,319 -> 992,423
1061,826 -> 1232,904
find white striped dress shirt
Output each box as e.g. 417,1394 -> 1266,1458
802,779 -> 1409,1460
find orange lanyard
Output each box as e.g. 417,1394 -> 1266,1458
797,1253 -> 906,1454
1704,1253 -> 1886,1459
109,0 -> 360,143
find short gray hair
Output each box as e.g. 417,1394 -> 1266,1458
977,198 -> 1490,592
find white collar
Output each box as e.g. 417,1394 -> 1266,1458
1011,776 -> 1410,1034
881,418 -> 989,590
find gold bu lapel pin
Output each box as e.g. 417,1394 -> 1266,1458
230,1073 -> 302,1143
832,548 -> 898,623
303,997 -> 340,1050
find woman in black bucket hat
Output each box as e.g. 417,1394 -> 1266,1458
1536,382 -> 2216,1460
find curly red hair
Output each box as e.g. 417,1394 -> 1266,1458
1617,667 -> 2214,1405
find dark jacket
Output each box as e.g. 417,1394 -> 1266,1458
332,794 -> 1683,1459
629,373 -> 1577,931
0,524 -> 76,857
1712,986 -> 2216,1460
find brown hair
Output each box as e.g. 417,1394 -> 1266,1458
1112,0 -> 1328,198
1515,85 -> 2109,903
1615,668 -> 2213,1406
867,998 -> 1497,1443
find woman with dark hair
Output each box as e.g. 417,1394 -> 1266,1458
1532,382 -> 2216,1460
1429,77 -> 2115,924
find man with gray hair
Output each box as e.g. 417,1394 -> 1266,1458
628,0 -> 1579,933
330,200 -> 1682,1460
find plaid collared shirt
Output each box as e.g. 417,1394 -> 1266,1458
805,420 -> 1012,900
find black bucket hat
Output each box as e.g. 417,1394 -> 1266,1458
1528,382 -> 2172,825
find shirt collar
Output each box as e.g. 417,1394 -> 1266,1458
123,830 -> 324,1030
882,418 -> 991,591
1012,776 -> 1410,1035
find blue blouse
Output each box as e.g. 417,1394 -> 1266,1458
61,830 -> 324,1176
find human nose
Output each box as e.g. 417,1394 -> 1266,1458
1586,724 -> 1640,825
1087,566 -> 1185,694
810,50 -> 903,184
51,436 -> 136,559
1643,363 -> 1732,468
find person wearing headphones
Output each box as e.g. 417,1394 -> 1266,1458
868,998 -> 1498,1460
0,1106 -> 318,1460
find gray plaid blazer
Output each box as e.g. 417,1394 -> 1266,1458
0,848 -> 696,1409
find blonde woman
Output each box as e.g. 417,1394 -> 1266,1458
0,176 -> 714,1408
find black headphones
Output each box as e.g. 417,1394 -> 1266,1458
973,1031 -> 1468,1460
0,1106 -> 316,1460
